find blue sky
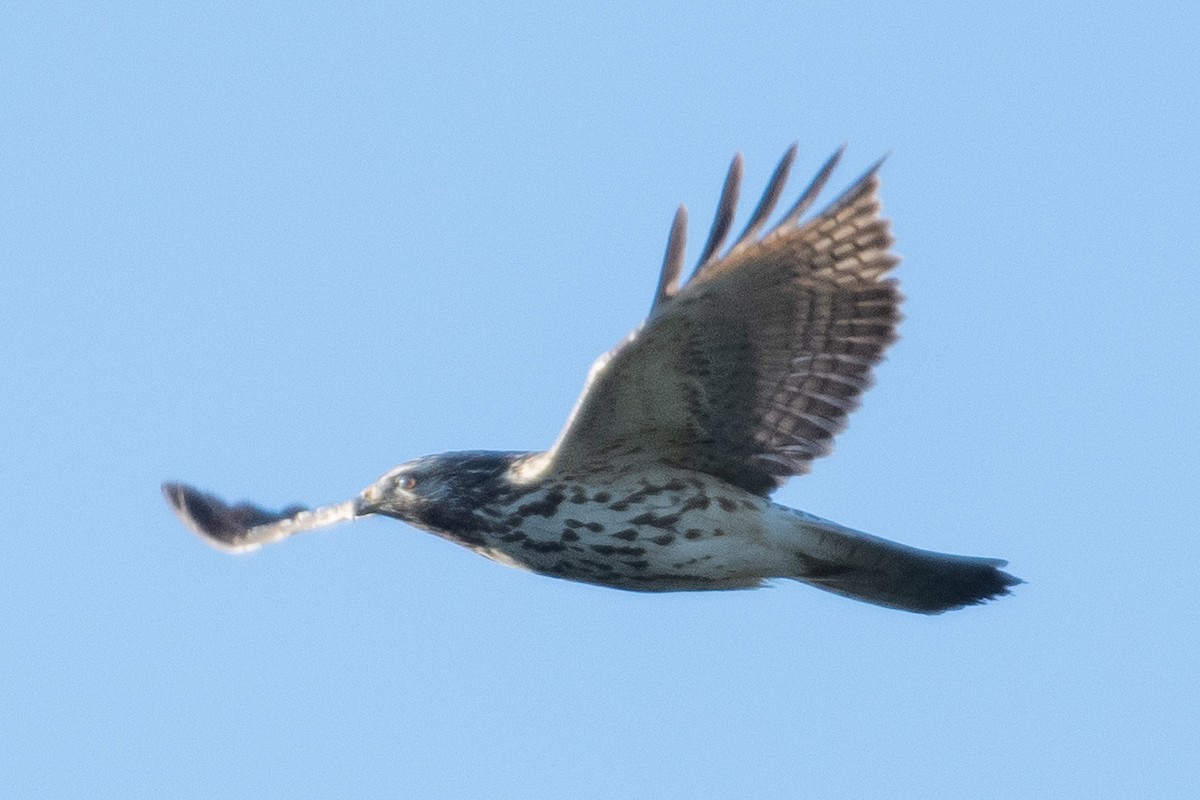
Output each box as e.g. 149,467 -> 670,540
3,2 -> 1198,797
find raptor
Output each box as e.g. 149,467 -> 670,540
164,144 -> 1019,613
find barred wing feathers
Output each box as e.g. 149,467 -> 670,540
545,146 -> 900,496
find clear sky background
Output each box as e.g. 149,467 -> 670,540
3,2 -> 1198,797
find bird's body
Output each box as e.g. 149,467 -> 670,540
165,144 -> 1020,613
366,452 -> 786,592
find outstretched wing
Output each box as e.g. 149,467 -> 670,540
543,145 -> 900,496
162,482 -> 358,552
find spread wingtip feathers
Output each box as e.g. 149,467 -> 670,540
651,144 -> 887,312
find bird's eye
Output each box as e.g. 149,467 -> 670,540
398,475 -> 418,491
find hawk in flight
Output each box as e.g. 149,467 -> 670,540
164,144 -> 1019,613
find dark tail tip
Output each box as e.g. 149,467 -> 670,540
917,561 -> 1023,614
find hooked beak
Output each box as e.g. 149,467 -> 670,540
354,483 -> 384,516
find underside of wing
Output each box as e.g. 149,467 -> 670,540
543,145 -> 901,496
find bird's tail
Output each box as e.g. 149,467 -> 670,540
778,508 -> 1021,614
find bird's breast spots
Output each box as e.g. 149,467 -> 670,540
563,518 -> 604,532
606,482 -> 672,511
590,544 -> 646,557
522,539 -> 568,554
516,490 -> 566,517
487,473 -> 768,566
441,528 -> 488,547
626,511 -> 680,529
671,554 -> 715,569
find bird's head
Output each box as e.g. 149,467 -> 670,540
354,451 -> 526,533
355,459 -> 435,524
